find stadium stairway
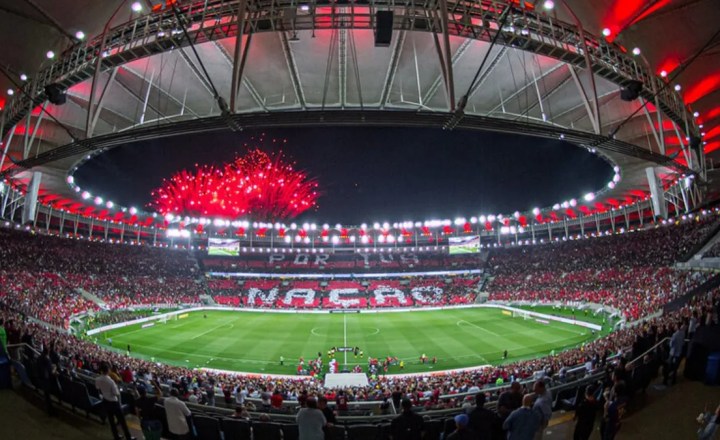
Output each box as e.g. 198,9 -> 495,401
75,288 -> 108,308
200,294 -> 217,305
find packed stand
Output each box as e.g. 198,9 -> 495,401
0,228 -> 202,328
201,251 -> 487,273
206,275 -> 481,309
2,287 -> 718,425
487,217 -> 720,320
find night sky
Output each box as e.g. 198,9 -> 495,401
74,127 -> 613,224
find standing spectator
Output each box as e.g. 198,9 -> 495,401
260,386 -> 272,409
391,398 -> 425,440
38,346 -> 56,416
135,381 -> 164,440
573,385 -> 599,440
336,390 -> 349,412
601,383 -> 627,440
205,380 -> 216,407
165,388 -> 193,440
296,397 -> 326,440
689,313 -> 699,340
467,393 -> 500,439
271,389 -> 284,409
504,394 -> 540,440
318,396 -> 336,425
95,362 -> 135,440
446,413 -> 476,440
533,381 -> 553,439
497,381 -> 523,423
235,385 -> 247,406
392,387 -> 403,410
665,324 -> 685,386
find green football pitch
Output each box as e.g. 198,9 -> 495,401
96,308 -> 603,375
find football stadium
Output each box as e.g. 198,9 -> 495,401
1,1 -> 720,440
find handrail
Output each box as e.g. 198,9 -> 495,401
626,337 -> 669,368
6,342 -> 42,357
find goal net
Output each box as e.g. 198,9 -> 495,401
512,310 -> 531,320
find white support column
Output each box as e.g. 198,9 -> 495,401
21,171 -> 42,224
645,167 -> 668,219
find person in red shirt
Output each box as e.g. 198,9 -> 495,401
271,389 -> 284,409
335,390 -> 349,412
120,366 -> 133,383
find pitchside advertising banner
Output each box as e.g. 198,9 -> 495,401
448,235 -> 480,254
208,238 -> 241,256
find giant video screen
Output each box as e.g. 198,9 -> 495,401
448,235 -> 480,254
208,238 -> 240,256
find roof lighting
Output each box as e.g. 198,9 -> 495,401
46,50 -> 55,59
75,30 -> 85,40
131,2 -> 142,12
542,0 -> 554,10
602,28 -> 611,37
632,47 -> 641,56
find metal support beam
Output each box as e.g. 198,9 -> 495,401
568,66 -> 600,134
339,28 -> 348,108
516,69 -> 572,120
561,1 -> 601,134
278,31 -> 307,109
640,98 -> 664,155
488,61 -> 566,115
229,0 -> 249,112
27,105 -> 46,158
466,46 -> 508,106
88,68 -> 118,137
177,47 -> 216,99
436,0 -> 456,111
425,39 -> 471,105
379,31 -> 406,109
121,64 -> 202,118
139,69 -> 155,125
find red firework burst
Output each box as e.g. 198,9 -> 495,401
151,149 -> 319,221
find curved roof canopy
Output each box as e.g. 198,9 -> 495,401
0,0 -> 716,223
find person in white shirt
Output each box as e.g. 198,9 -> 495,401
533,380 -> 553,440
95,362 -> 135,440
165,388 -> 192,439
235,386 -> 248,405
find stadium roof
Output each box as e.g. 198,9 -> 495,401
0,0 -> 718,224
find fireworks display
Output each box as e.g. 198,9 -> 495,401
150,149 -> 319,221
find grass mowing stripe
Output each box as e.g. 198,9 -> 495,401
97,309 -> 601,375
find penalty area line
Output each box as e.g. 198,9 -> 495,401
456,319 -> 502,337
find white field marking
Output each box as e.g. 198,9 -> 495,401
343,314 -> 348,367
125,343 -> 284,365
366,327 -> 381,336
456,319 -> 502,337
190,317 -> 239,340
105,319 -> 187,339
310,327 -> 325,337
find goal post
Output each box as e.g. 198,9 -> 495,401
511,310 -> 530,320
